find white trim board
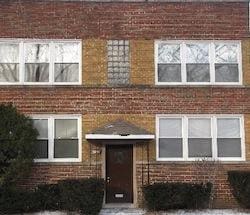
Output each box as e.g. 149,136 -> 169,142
85,134 -> 155,140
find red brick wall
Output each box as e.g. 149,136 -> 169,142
0,1 -> 248,39
136,163 -> 250,208
19,164 -> 102,188
0,87 -> 248,114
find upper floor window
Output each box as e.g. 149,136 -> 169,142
32,115 -> 82,162
157,115 -> 245,161
155,41 -> 242,85
0,40 -> 81,85
107,40 -> 130,85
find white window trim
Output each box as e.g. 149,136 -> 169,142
32,114 -> 82,163
156,114 -> 245,162
155,40 -> 242,86
0,39 -> 82,85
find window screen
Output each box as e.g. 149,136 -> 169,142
33,119 -> 48,159
0,43 -> 19,82
217,118 -> 241,157
215,44 -> 239,82
186,44 -> 210,82
158,44 -> 181,82
24,43 -> 49,82
54,43 -> 79,82
188,118 -> 212,157
159,118 -> 182,158
54,119 -> 78,158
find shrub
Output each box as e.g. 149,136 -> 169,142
228,171 -> 250,208
59,178 -> 104,215
0,178 -> 104,215
143,182 -> 212,211
35,183 -> 61,210
0,104 -> 38,187
0,186 -> 38,214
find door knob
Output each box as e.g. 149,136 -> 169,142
106,176 -> 111,183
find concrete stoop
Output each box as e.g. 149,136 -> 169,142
99,208 -> 146,215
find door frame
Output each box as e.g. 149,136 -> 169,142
102,143 -> 137,207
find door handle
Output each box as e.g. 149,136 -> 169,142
106,176 -> 111,183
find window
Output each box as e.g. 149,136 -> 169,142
0,40 -> 81,85
32,115 -> 81,162
157,115 -> 244,161
0,43 -> 19,82
107,40 -> 130,85
155,41 -> 241,85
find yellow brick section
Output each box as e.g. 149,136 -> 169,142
130,40 -> 155,85
83,39 -> 107,86
82,114 -> 155,162
242,39 -> 250,86
245,114 -> 250,160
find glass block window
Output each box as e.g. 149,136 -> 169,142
33,116 -> 81,162
157,115 -> 244,161
0,43 -> 19,82
156,41 -> 241,85
0,40 -> 81,85
107,40 -> 130,85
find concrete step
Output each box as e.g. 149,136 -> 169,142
99,208 -> 146,215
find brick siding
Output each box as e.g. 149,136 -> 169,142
0,1 -> 248,40
0,0 -> 250,209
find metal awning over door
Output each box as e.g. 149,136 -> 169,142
85,120 -> 155,141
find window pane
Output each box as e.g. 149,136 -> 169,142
188,138 -> 212,157
54,139 -> 78,158
159,138 -> 182,158
55,43 -> 79,63
55,119 -> 77,139
188,118 -> 211,137
215,44 -> 238,63
54,63 -> 79,82
25,63 -> 49,82
25,44 -> 49,63
187,64 -> 210,82
33,119 -> 48,139
217,118 -> 240,138
159,118 -> 182,137
0,64 -> 19,82
0,44 -> 19,63
186,44 -> 209,63
215,64 -> 239,82
34,140 -> 48,159
158,44 -> 180,63
158,64 -> 181,82
217,138 -> 241,157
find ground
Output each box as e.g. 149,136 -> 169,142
21,209 -> 250,215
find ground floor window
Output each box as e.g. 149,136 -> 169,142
156,115 -> 245,161
32,115 -> 82,162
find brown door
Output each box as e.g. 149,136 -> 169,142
106,144 -> 133,203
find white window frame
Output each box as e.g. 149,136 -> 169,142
0,39 -> 82,85
155,40 -> 242,86
32,115 -> 82,163
156,114 -> 245,162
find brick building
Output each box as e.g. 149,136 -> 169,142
0,0 -> 250,208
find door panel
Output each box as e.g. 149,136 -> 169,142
106,144 -> 133,203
